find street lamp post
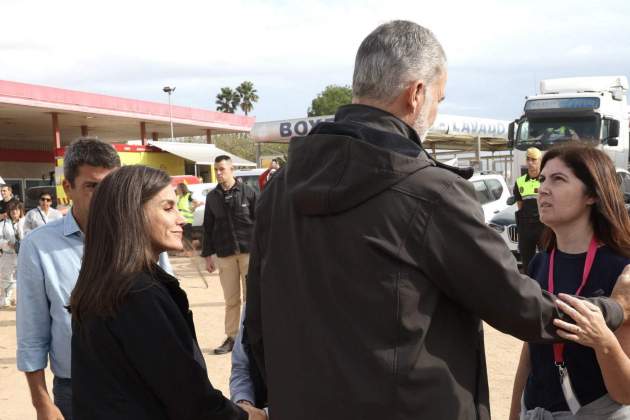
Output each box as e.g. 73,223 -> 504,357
163,86 -> 176,141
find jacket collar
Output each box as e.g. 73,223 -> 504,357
218,179 -> 241,193
63,208 -> 82,237
335,104 -> 423,152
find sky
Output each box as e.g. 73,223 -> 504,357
2,0 -> 630,123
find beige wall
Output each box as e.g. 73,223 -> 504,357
0,161 -> 55,179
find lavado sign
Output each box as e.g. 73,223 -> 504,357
251,114 -> 509,143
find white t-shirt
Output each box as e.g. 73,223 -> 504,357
23,207 -> 63,235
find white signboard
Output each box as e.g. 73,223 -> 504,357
251,114 -> 509,143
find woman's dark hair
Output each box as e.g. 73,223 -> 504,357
70,165 -> 171,322
7,200 -> 24,219
539,144 -> 630,257
177,182 -> 190,195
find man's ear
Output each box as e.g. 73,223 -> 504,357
406,80 -> 425,113
62,178 -> 73,201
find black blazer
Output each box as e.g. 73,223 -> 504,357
71,266 -> 246,420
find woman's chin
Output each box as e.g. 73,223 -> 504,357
154,241 -> 184,256
169,241 -> 185,252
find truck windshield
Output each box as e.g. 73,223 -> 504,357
515,117 -> 599,151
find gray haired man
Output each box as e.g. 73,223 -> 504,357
244,21 -> 630,420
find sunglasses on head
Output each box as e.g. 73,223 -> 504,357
40,197 -> 52,202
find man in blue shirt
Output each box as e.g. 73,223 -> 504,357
230,306 -> 268,418
17,138 -> 172,420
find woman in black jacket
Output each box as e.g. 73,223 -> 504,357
70,165 -> 260,420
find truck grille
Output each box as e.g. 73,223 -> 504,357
507,225 -> 518,243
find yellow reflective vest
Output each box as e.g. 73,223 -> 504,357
516,174 -> 540,199
177,193 -> 194,224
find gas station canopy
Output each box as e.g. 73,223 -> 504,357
0,79 -> 255,152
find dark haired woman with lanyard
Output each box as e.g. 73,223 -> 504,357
509,145 -> 630,419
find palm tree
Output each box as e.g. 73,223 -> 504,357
230,91 -> 242,113
216,87 -> 239,113
236,81 -> 259,116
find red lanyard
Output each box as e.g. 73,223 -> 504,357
548,237 -> 598,365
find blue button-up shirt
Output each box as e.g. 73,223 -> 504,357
230,305 -> 269,415
16,210 -> 172,378
230,306 -> 256,404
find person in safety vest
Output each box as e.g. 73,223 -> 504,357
175,183 -> 200,242
513,147 -> 544,271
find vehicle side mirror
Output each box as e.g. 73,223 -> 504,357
508,122 -> 515,141
607,137 -> 619,147
609,119 -> 620,139
506,196 -> 516,206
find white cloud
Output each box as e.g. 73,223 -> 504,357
1,0 -> 630,120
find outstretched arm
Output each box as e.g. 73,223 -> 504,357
421,178 -> 623,342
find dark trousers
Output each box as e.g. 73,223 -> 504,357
53,376 -> 72,420
518,221 -> 545,273
183,223 -> 193,243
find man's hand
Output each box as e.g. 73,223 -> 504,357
237,402 -> 267,420
554,294 -> 618,351
35,402 -> 64,420
205,255 -> 217,273
611,264 -> 630,323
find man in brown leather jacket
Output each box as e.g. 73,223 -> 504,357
245,20 -> 630,420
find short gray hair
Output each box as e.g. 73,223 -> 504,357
352,20 -> 446,102
64,137 -> 121,186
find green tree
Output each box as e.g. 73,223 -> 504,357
213,132 -> 256,161
236,81 -> 259,116
308,85 -> 352,117
230,91 -> 242,113
215,87 -> 240,113
212,133 -> 289,164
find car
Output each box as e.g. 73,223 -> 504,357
469,172 -> 511,223
234,168 -> 267,194
189,183 -> 217,239
187,182 -> 217,204
487,204 -> 520,264
24,185 -> 59,213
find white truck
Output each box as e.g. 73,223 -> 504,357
508,76 -> 629,177
490,76 -> 630,264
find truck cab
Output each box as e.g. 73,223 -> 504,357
508,76 -> 629,176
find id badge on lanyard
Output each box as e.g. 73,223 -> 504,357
548,236 -> 598,415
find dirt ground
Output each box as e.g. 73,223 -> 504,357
0,255 -> 522,419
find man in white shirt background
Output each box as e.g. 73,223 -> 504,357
23,191 -> 62,236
